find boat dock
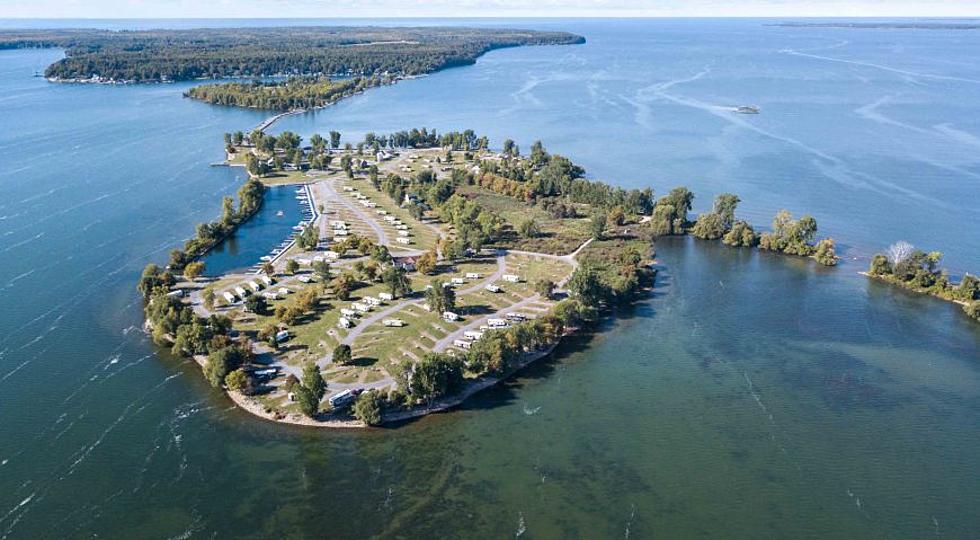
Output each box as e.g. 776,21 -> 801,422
248,183 -> 319,273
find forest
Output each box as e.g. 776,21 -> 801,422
0,26 -> 585,82
186,76 -> 382,110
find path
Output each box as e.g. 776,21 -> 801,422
315,178 -> 389,247
431,293 -> 544,352
319,252 -> 508,365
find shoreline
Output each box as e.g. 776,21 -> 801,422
214,334 -> 567,429
859,270 -> 970,308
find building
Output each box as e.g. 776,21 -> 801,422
393,256 -> 417,272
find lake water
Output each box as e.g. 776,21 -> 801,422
1,19 -> 979,539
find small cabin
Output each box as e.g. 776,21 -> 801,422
502,274 -> 521,283
365,297 -> 382,306
234,286 -> 248,297
395,237 -> 411,245
442,311 -> 460,322
222,292 -> 237,303
166,289 -> 184,298
260,275 -> 273,285
274,330 -> 290,343
383,319 -> 405,327
248,281 -> 262,292
378,292 -> 394,302
487,318 -> 507,327
340,308 -> 357,317
453,339 -> 472,350
451,277 -> 465,285
465,272 -> 481,279
485,284 -> 501,293
338,317 -> 353,329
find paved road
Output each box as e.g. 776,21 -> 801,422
431,293 -> 545,352
316,178 -> 389,247
318,252 -> 507,364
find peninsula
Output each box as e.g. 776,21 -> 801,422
141,123 -> 851,428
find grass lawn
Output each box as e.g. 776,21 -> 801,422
456,185 -> 593,255
339,178 -> 443,252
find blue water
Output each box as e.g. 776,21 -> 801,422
1,20 -> 979,539
202,185 -> 305,275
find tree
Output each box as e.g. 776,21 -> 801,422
964,300 -> 980,321
224,369 -> 252,394
406,353 -> 464,401
285,259 -> 300,275
204,346 -> 243,388
690,212 -> 726,240
956,274 -> 980,302
722,221 -> 757,247
814,238 -> 839,266
244,294 -> 267,314
329,130 -> 341,149
590,210 -> 607,240
312,260 -> 331,281
886,241 -> 915,265
183,261 -> 205,281
331,272 -> 356,300
297,224 -> 319,251
534,279 -> 555,300
382,266 -> 412,298
608,207 -> 626,227
425,279 -> 456,314
203,287 -> 216,310
333,344 -> 352,365
568,264 -> 608,306
295,362 -> 325,418
869,254 -> 891,276
712,193 -> 740,229
295,386 -> 319,418
262,262 -> 274,276
416,250 -> 437,275
518,219 -> 540,239
353,391 -> 383,426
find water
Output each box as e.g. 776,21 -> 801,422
202,185 -> 306,275
1,20 -> 979,539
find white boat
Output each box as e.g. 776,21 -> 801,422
276,210 -> 284,217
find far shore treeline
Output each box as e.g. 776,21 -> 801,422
0,27 -> 585,83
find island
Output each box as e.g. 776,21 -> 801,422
139,121 -> 852,428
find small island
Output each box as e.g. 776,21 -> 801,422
140,122 -> 850,428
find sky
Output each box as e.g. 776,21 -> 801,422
2,0 -> 980,19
